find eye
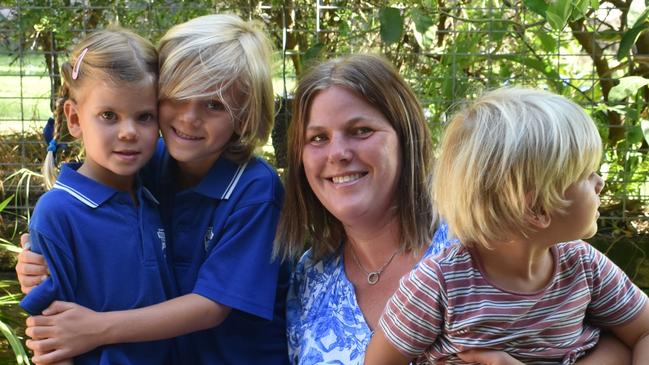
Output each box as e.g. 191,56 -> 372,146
138,113 -> 157,123
100,111 -> 117,121
352,127 -> 373,137
207,100 -> 225,111
307,134 -> 328,145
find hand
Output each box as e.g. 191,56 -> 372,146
25,301 -> 106,364
15,233 -> 49,294
457,349 -> 524,365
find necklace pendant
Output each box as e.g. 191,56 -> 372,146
367,272 -> 380,285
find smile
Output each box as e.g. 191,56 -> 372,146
331,173 -> 366,184
173,127 -> 202,140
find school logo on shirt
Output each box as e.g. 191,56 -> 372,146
157,228 -> 166,255
204,226 -> 214,252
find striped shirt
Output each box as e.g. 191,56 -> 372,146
379,241 -> 648,364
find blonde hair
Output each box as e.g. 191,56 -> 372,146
435,87 -> 603,247
275,54 -> 437,261
158,14 -> 274,163
43,26 -> 158,189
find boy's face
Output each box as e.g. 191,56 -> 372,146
551,172 -> 605,240
158,97 -> 235,179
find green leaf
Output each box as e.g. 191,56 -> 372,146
0,320 -> 30,365
524,0 -> 548,17
572,0 -> 590,20
590,0 -> 599,10
379,7 -> 403,44
640,119 -> 649,146
617,24 -> 649,60
609,76 -> 649,101
0,195 -> 13,213
496,55 -> 564,91
303,43 -> 324,63
536,31 -> 557,53
0,243 -> 22,254
411,8 -> 434,34
410,9 -> 436,49
490,20 -> 510,43
546,12 -> 565,31
627,125 -> 644,144
301,43 -> 325,70
546,0 -> 571,30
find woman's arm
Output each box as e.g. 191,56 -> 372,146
364,329 -> 413,365
25,294 -> 231,364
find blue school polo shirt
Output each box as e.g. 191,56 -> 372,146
20,163 -> 173,365
145,142 -> 290,364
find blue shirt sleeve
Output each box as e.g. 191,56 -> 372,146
20,230 -> 76,315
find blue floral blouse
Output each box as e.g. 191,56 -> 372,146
286,223 -> 455,365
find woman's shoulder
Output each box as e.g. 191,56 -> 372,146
292,249 -> 342,284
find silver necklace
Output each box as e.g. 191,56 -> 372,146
348,244 -> 400,285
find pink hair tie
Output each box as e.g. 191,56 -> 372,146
72,48 -> 89,80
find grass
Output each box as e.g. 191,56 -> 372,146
0,53 -> 52,135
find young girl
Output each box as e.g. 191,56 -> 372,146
365,87 -> 649,364
19,15 -> 288,365
19,27 -> 173,364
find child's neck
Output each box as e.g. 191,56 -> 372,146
77,163 -> 139,206
472,237 -> 556,293
176,161 -> 212,190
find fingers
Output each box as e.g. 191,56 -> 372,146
31,348 -> 71,365
25,323 -> 57,340
21,233 -> 31,249
26,315 -> 54,328
16,248 -> 49,294
26,338 -> 58,353
43,301 -> 76,316
17,249 -> 47,268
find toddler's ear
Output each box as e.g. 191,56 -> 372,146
64,100 -> 82,138
527,210 -> 551,229
524,193 -> 551,229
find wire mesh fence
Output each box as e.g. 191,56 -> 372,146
0,1 -> 648,283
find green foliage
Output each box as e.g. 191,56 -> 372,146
379,7 -> 403,44
609,77 -> 649,102
0,196 -> 29,364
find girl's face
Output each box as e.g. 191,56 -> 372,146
158,97 -> 235,179
301,86 -> 402,228
65,80 -> 158,191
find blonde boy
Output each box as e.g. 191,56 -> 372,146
365,87 -> 649,364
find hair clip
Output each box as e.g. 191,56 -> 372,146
72,48 -> 89,80
47,139 -> 59,153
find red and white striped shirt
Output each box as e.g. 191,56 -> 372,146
379,241 -> 647,364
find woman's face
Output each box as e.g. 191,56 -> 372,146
302,86 -> 401,227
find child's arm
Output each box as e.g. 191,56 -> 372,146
583,242 -> 649,364
364,329 -> 414,365
25,294 -> 231,364
454,332 -> 631,365
609,303 -> 649,364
